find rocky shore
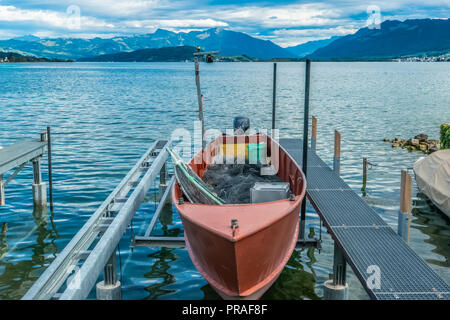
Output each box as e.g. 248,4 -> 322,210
383,134 -> 440,154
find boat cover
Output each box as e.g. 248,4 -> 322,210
413,149 -> 450,216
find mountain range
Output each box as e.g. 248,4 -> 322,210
308,18 -> 450,60
0,51 -> 72,62
285,36 -> 339,57
0,28 -> 293,60
78,46 -> 198,62
0,18 -> 448,61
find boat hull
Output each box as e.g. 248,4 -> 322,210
173,133 -> 306,299
413,150 -> 450,218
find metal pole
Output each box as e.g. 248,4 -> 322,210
0,174 -> 4,206
194,50 -> 205,151
32,158 -> 43,185
159,162 -> 167,196
32,157 -> 47,209
47,126 -> 54,215
103,252 -> 118,286
362,157 -> 367,194
272,63 -> 277,131
300,59 -> 311,240
398,169 -> 412,243
332,243 -> 347,286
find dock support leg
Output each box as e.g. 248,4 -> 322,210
96,252 -> 122,300
324,243 -> 349,300
398,170 -> 412,243
159,163 -> 167,196
324,138 -> 348,300
32,157 -> 47,210
0,175 -> 4,206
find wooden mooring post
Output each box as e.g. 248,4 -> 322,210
311,116 -> 317,153
333,130 -> 341,174
398,169 -> 412,243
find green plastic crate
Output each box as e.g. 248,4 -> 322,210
247,143 -> 267,164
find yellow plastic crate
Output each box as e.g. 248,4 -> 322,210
220,143 -> 248,159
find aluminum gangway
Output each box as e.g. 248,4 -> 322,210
23,140 -> 171,300
279,138 -> 450,300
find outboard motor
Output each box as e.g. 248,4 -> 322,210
233,116 -> 250,135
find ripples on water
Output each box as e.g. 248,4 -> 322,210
0,62 -> 449,300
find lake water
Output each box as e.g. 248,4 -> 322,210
0,62 -> 449,300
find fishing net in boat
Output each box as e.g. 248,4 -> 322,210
167,147 -> 225,205
203,162 -> 283,204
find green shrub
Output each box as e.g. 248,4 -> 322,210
441,124 -> 450,149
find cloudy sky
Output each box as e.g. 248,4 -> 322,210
0,0 -> 449,47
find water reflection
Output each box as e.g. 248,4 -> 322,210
0,207 -> 58,299
2,62 -> 449,300
412,192 -> 450,268
262,248 -> 321,300
142,214 -> 321,300
0,223 -> 8,261
143,247 -> 178,299
263,227 -> 321,300
142,204 -> 182,299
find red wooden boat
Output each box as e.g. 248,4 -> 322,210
172,133 -> 306,299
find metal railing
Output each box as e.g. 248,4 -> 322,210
23,140 -> 171,300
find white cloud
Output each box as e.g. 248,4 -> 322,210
184,3 -> 343,28
123,18 -> 228,29
271,26 -> 359,46
0,1 -> 449,44
0,5 -> 114,30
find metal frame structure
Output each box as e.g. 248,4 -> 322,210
23,60 -> 449,301
0,133 -> 48,207
279,137 -> 450,300
133,174 -> 321,248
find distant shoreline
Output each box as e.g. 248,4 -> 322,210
1,59 -> 448,64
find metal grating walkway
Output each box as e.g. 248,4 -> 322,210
279,138 -> 450,300
0,139 -> 47,175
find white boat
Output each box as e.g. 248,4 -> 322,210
413,149 -> 450,218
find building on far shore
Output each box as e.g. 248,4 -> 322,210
0,56 -> 9,62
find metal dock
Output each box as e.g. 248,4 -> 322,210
20,59 -> 450,300
279,138 -> 450,300
22,135 -> 450,300
0,133 -> 49,208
